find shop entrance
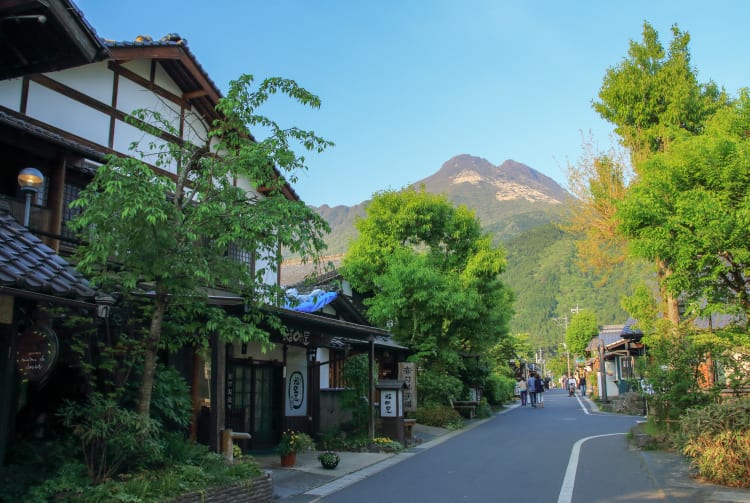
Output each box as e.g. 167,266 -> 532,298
226,363 -> 282,451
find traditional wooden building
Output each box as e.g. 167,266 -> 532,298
0,0 -> 402,462
587,319 -> 644,399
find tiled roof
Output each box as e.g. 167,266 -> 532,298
0,200 -> 96,302
104,36 -> 222,103
281,256 -> 344,288
0,108 -> 106,163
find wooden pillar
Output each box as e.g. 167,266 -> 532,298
209,330 -> 226,453
189,349 -> 201,443
368,335 -> 375,440
44,155 -> 67,252
0,299 -> 18,465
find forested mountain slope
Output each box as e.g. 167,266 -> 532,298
501,223 -> 652,353
287,154 -> 651,353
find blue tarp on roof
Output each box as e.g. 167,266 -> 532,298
284,288 -> 338,313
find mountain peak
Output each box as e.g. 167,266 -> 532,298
423,154 -> 567,205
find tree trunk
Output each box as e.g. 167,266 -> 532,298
657,260 -> 681,327
137,293 -> 167,418
665,292 -> 680,326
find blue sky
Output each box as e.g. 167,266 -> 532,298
75,1 -> 748,207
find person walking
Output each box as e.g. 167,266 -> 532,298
527,372 -> 538,408
518,376 -> 528,406
535,373 -> 545,408
578,374 -> 587,397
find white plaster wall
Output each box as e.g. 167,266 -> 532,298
45,63 -> 113,104
26,81 -> 109,146
184,106 -> 209,146
112,119 -> 177,174
235,178 -> 260,196
153,62 -> 182,96
319,348 -> 330,389
117,77 -> 181,130
285,348 -> 307,416
256,252 -> 279,287
120,59 -> 151,81
0,78 -> 22,110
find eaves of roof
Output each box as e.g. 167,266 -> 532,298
0,107 -> 107,163
0,200 -> 97,306
264,305 -> 392,341
106,39 -> 222,122
0,0 -> 111,80
105,39 -> 301,202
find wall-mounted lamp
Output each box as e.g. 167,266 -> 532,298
95,293 -> 116,319
17,167 -> 44,227
306,346 -> 317,364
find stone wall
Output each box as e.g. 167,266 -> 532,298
171,472 -> 273,503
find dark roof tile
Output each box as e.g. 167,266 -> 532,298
0,206 -> 96,301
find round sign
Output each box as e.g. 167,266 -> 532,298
16,325 -> 58,381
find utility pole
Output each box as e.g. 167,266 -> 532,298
569,303 -> 584,379
552,315 -> 571,378
554,303 -> 584,379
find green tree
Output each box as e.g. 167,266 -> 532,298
342,187 -> 514,374
618,92 -> 750,320
562,138 -> 630,278
70,75 -> 332,417
594,22 -> 725,166
593,21 -> 728,325
565,311 -> 599,356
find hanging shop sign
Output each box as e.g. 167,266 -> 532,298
16,324 -> 58,381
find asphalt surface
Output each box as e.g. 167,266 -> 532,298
253,396 -> 750,502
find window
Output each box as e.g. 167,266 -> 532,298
62,182 -> 83,239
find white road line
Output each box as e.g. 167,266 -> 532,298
558,433 -> 626,503
575,394 -> 590,414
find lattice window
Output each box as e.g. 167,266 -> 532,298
327,352 -> 346,388
227,242 -> 253,267
62,183 -> 83,239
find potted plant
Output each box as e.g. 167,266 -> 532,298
277,430 -> 315,467
318,451 -> 340,469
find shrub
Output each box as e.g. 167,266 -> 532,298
476,398 -> 492,418
341,354 -> 372,436
6,437 -> 262,503
0,437 -> 75,501
484,374 -> 516,404
150,364 -> 193,431
417,370 -> 463,406
641,328 -> 720,422
682,430 -> 750,487
371,437 -> 403,452
678,398 -> 750,487
415,404 -> 463,429
57,393 -> 163,484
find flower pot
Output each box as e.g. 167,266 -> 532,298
320,458 -> 339,469
280,452 -> 296,467
318,452 -> 340,469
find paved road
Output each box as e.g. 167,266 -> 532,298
318,390 -> 664,502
